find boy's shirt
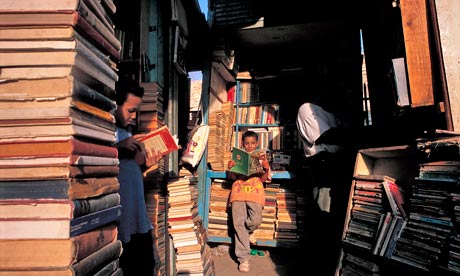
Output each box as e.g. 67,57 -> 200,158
229,177 -> 265,205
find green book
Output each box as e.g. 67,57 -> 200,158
230,147 -> 263,176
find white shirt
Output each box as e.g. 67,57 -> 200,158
296,102 -> 345,157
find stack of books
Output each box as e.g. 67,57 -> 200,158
274,188 -> 298,241
167,176 -> 216,276
254,182 -> 279,241
0,0 -> 123,274
208,179 -> 232,237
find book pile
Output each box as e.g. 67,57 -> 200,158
167,176 -> 215,276
138,82 -> 166,175
343,175 -> 407,257
253,182 -> 279,241
339,251 -> 381,276
0,0 -> 123,274
208,179 -> 232,237
274,188 -> 298,241
145,183 -> 167,276
390,136 -> 460,273
207,110 -> 227,171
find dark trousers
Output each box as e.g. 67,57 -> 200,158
120,231 -> 155,276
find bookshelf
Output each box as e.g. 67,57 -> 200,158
204,76 -> 301,248
336,137 -> 460,275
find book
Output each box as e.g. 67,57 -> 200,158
137,125 -> 179,158
0,76 -> 116,109
0,155 -> 119,167
71,240 -> 122,276
0,223 -> 117,270
382,178 -> 407,219
0,6 -> 121,52
0,136 -> 118,159
0,164 -> 119,181
0,26 -> 119,63
0,38 -> 118,90
72,192 -> 120,218
0,177 -> 120,200
229,147 -> 263,176
70,204 -> 121,236
0,120 -> 116,144
0,203 -> 121,239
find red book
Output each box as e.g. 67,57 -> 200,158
137,125 -> 179,157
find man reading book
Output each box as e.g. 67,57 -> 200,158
226,130 -> 271,273
114,78 -> 162,276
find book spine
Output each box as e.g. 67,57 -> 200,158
70,205 -> 121,237
0,179 -> 70,200
73,223 -> 118,261
71,138 -> 118,158
72,192 -> 120,218
77,0 -> 120,50
74,40 -> 118,90
69,177 -> 119,200
71,240 -> 122,275
73,79 -> 117,112
74,12 -> 120,61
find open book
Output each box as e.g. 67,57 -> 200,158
137,125 -> 179,161
230,147 -> 263,176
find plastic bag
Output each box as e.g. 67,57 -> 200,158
181,124 -> 209,167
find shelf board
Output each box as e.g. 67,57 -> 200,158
207,170 -> 294,179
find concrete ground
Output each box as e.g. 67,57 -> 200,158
210,243 -> 303,276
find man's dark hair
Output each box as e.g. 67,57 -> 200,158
242,130 -> 258,142
115,78 -> 144,105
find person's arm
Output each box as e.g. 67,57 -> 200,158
258,154 -> 271,183
115,136 -> 142,160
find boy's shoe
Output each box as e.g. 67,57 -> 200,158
249,233 -> 257,244
239,261 -> 250,272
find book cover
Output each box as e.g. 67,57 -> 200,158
0,177 -> 119,200
229,147 -> 263,176
137,125 -> 179,158
382,178 -> 407,219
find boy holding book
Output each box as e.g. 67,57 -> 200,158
114,78 -> 162,276
227,130 -> 271,273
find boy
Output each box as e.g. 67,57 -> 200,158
114,78 -> 161,275
227,130 -> 270,273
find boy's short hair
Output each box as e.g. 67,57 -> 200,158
242,130 -> 258,142
115,78 -> 144,105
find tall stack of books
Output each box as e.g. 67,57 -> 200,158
139,81 -> 168,276
167,176 -> 216,276
207,110 -> 227,171
0,0 -> 123,274
254,182 -> 279,241
274,188 -> 298,241
208,179 -> 232,237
